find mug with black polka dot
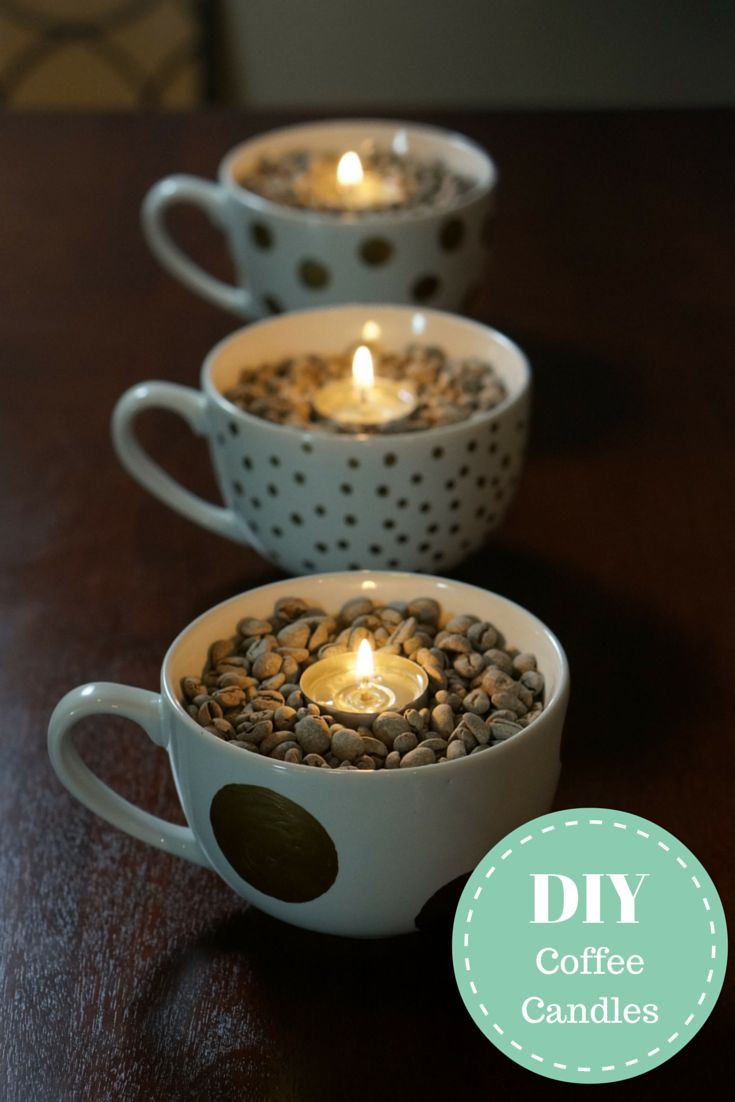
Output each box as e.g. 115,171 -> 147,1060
141,119 -> 497,318
48,572 -> 569,937
112,305 -> 530,573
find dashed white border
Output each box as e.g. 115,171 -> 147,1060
461,813 -> 725,1080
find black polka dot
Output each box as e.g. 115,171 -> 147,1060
431,446 -> 444,459
376,484 -> 390,496
269,455 -> 281,467
228,422 -> 239,436
302,559 -> 315,570
266,484 -> 278,496
467,440 -> 478,453
460,537 -> 472,550
299,259 -> 330,289
476,475 -> 487,488
315,542 -> 328,553
369,544 -> 382,555
418,541 -> 430,552
477,505 -> 486,518
251,222 -> 273,249
491,423 -> 499,434
232,481 -> 243,495
501,454 -> 512,468
410,473 -> 423,484
412,274 -> 440,302
383,453 -> 397,467
251,497 -> 261,509
315,504 -> 326,516
396,534 -> 409,544
243,455 -> 253,470
290,512 -> 303,525
348,563 -> 360,570
301,441 -> 313,453
444,479 -> 456,490
294,472 -> 306,485
360,237 -> 393,265
216,432 -> 226,446
488,442 -> 498,455
419,502 -> 431,514
458,464 -> 469,477
270,549 -> 280,561
383,518 -> 396,530
263,294 -> 283,315
347,457 -> 360,469
426,523 -> 439,534
271,526 -> 283,538
388,559 -> 400,568
340,483 -> 353,494
449,523 -> 460,534
449,499 -> 460,511
432,551 -> 444,562
337,539 -> 349,550
396,498 -> 408,509
345,515 -> 357,525
250,520 -> 259,533
439,217 -> 465,252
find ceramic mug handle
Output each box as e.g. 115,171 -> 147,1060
142,175 -> 252,317
48,683 -> 210,867
112,381 -> 253,545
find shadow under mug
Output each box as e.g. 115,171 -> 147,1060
47,572 -> 569,938
111,305 -> 531,574
141,119 -> 497,319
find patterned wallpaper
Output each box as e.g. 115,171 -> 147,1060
0,0 -> 207,106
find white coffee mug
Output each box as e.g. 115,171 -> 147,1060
48,572 -> 569,938
142,119 -> 497,319
111,305 -> 531,574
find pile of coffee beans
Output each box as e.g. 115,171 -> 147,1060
181,594 -> 545,770
238,150 -> 473,215
224,343 -> 507,433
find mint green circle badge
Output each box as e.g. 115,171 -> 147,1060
452,808 -> 727,1083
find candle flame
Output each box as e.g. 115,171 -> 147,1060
337,151 -> 364,187
352,345 -> 374,391
361,319 -> 381,343
355,638 -> 375,682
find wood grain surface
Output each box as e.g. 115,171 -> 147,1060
0,110 -> 732,1101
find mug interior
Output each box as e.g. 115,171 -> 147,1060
221,119 -> 496,215
204,304 -> 530,438
162,571 -> 568,764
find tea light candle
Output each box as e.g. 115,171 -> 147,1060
313,344 -> 416,427
295,150 -> 411,212
301,639 -> 428,727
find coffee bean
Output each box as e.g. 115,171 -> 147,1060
294,715 -> 330,755
393,731 -> 418,755
331,728 -> 365,762
446,739 -> 467,760
430,703 -> 455,736
400,746 -> 436,768
252,652 -> 283,680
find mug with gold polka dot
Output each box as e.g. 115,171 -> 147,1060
111,305 -> 530,574
141,119 -> 496,317
48,573 -> 569,937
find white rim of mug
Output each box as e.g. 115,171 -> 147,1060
162,571 -> 569,776
219,117 -> 497,225
203,303 -> 531,446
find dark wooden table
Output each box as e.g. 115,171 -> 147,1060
1,110 -> 733,1100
